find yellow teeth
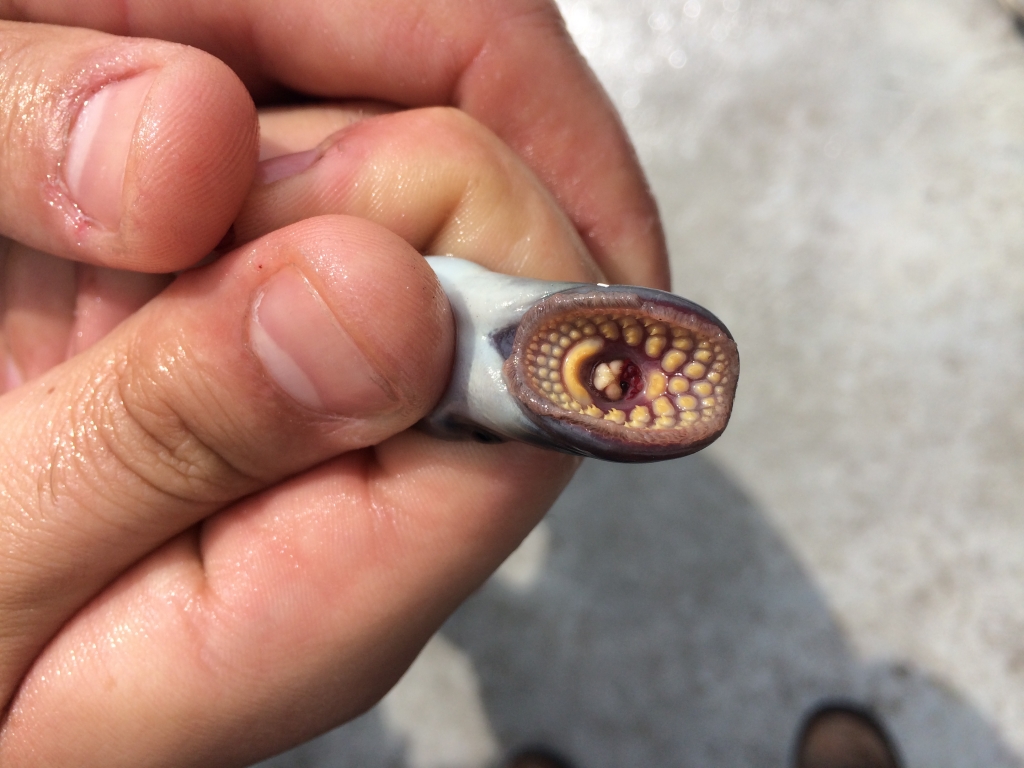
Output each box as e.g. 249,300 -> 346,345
676,394 -> 698,411
521,309 -> 735,433
629,405 -> 651,426
644,371 -> 667,399
623,325 -> 644,346
661,350 -> 686,372
672,336 -> 693,350
683,362 -> 706,379
604,408 -> 627,424
652,396 -> 675,417
593,363 -> 615,391
593,359 -> 626,400
560,336 -> 605,406
644,335 -> 667,358
668,376 -> 690,395
691,381 -> 713,398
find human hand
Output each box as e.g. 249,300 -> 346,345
0,104 -> 605,765
2,0 -> 669,289
1,0 -> 669,389
0,3 -> 669,763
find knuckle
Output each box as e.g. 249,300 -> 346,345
0,37 -> 51,155
484,0 -> 571,41
112,341 -> 258,503
410,107 -> 508,170
57,343 -> 258,514
417,105 -> 487,142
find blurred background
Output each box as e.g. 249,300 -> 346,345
259,1 -> 1024,765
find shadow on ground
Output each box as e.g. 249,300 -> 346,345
258,457 -> 1020,768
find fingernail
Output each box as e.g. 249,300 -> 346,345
250,267 -> 397,414
63,71 -> 159,230
255,125 -> 358,185
256,149 -> 319,185
5,356 -> 24,391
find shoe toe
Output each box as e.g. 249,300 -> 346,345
794,704 -> 901,768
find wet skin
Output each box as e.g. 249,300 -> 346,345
424,257 -> 739,462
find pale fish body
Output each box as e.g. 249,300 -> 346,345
423,257 -> 739,463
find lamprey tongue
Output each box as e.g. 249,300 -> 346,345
421,257 -> 739,462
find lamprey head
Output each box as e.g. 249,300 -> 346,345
503,286 -> 738,461
422,257 -> 739,462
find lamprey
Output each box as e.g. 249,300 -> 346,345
423,257 -> 739,462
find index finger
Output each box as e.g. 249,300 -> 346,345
5,0 -> 670,289
0,21 -> 258,271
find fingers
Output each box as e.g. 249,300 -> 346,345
0,105 -> 597,765
239,107 -> 603,283
66,266 -> 172,355
0,22 -> 258,271
258,101 -> 399,160
455,5 -> 669,288
1,244 -> 76,383
5,0 -> 669,287
0,245 -> 168,390
1,437 -> 571,767
0,215 -> 453,712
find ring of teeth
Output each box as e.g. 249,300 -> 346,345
521,313 -> 733,430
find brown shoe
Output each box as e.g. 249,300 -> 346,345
504,747 -> 576,768
794,703 -> 902,768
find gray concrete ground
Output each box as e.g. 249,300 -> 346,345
257,1 -> 1024,765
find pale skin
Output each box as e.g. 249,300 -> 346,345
0,3 -> 670,765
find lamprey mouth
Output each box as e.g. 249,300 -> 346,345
505,286 -> 737,460
422,257 -> 739,462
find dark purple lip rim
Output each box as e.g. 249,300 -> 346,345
550,284 -> 735,340
526,414 -> 731,462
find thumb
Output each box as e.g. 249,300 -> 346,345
0,215 -> 454,707
0,21 -> 258,271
